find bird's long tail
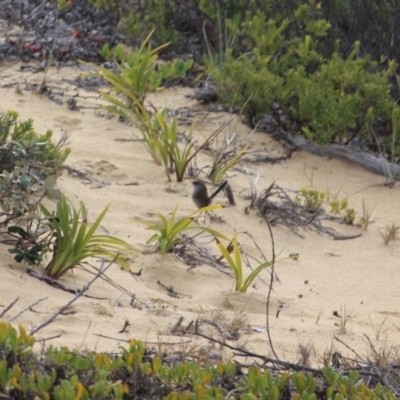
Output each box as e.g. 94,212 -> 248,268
208,180 -> 227,201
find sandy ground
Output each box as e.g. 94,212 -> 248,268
1,62 -> 400,367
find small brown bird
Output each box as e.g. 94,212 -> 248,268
191,180 -> 227,209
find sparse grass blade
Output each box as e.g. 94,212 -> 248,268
216,236 -> 241,291
212,145 -> 249,184
240,259 -> 274,292
215,230 -> 294,292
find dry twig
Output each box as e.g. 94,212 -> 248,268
9,297 -> 48,322
0,296 -> 19,318
30,258 -> 114,335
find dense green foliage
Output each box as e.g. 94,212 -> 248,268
0,110 -> 69,225
0,111 -> 69,169
89,0 -> 400,64
205,8 -> 400,151
88,0 -> 400,159
0,111 -> 68,265
0,110 -> 70,264
0,321 -> 396,399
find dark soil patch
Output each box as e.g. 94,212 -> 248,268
0,0 -> 208,65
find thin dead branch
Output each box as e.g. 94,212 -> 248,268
27,268 -> 107,299
35,334 -> 62,342
9,296 -> 48,322
260,211 -> 279,361
191,319 -> 319,373
30,258 -> 114,335
245,182 -> 356,238
0,296 -> 19,318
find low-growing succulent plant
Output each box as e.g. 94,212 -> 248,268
0,321 -> 396,400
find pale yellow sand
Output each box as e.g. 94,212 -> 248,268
1,63 -> 399,366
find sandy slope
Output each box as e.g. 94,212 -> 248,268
1,63 -> 399,366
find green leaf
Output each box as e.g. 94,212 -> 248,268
8,226 -> 29,239
44,175 -> 57,191
240,259 -> 273,292
46,188 -> 62,201
19,175 -> 31,191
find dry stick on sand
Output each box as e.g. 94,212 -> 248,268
260,212 -> 279,361
0,297 -> 20,318
244,177 -> 280,360
35,334 -> 62,342
27,269 -> 81,292
27,268 -> 106,299
171,316 -> 184,334
9,297 -> 48,322
30,258 -> 115,335
191,320 -> 319,373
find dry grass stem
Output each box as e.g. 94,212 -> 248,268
381,222 -> 400,245
358,199 -> 376,230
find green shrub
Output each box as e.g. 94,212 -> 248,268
91,2 -> 400,153
88,0 -> 127,14
206,9 -> 400,153
295,189 -> 326,212
207,48 -> 285,122
0,110 -> 69,264
0,111 -> 69,219
0,110 -> 69,183
285,47 -> 397,144
123,0 -> 179,45
89,0 -> 178,45
90,0 -> 400,68
295,188 -> 356,225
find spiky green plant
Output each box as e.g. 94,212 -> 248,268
40,195 -> 136,279
146,204 -> 230,257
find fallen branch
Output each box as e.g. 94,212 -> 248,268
276,130 -> 400,180
27,268 -> 107,299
